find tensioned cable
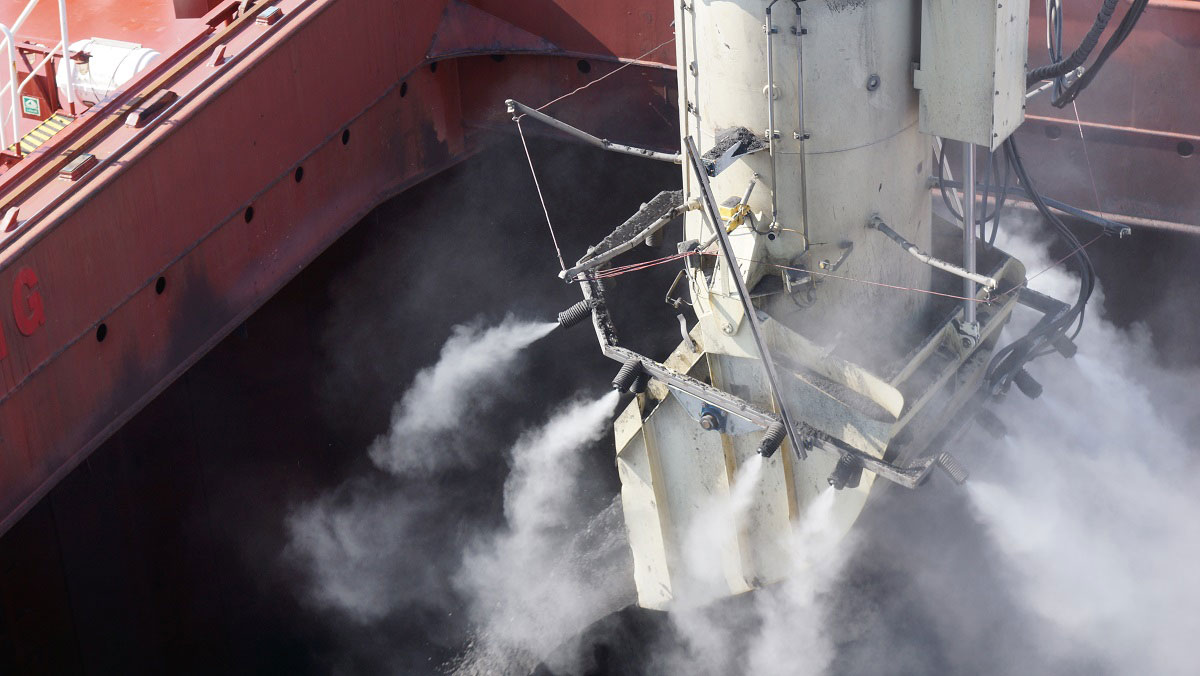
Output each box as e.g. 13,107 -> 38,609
1071,100 -> 1109,222
515,117 -> 566,270
513,37 -> 677,270
518,37 -> 676,120
578,231 -> 1106,305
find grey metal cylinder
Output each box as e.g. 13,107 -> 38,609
676,0 -> 932,368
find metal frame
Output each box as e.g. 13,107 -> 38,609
577,272 -> 949,488
0,24 -> 18,148
560,195 -> 698,280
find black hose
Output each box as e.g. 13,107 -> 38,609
1027,0 -> 1120,86
987,149 -> 1012,246
937,142 -> 1012,234
557,299 -> 594,329
985,137 -> 1098,393
1051,0 -> 1149,107
1048,0 -> 1065,99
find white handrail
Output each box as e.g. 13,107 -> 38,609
56,0 -> 72,108
0,0 -> 75,155
0,24 -> 17,148
9,0 -> 37,35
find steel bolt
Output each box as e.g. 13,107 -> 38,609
699,413 -> 719,431
722,322 -> 735,335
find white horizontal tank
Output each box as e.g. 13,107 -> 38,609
56,38 -> 160,106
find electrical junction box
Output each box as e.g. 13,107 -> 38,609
914,0 -> 1029,150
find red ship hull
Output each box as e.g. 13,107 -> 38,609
0,0 -> 675,534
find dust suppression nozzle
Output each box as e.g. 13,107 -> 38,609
1013,367 -> 1043,400
1051,334 -> 1078,359
827,453 -> 862,490
936,452 -> 969,485
612,357 -> 644,392
557,300 -> 594,329
756,421 -> 786,458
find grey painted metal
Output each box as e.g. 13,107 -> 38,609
962,142 -> 978,325
668,388 -> 762,436
1025,67 -> 1083,100
684,136 -> 805,460
608,0 -> 1023,608
869,216 -> 998,290
1016,286 -> 1071,317
505,99 -> 682,164
676,313 -> 696,353
738,174 -> 757,209
677,0 -> 933,345
916,0 -> 1029,148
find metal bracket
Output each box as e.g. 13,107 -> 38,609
676,313 -> 696,352
935,178 -> 1130,237
665,270 -> 688,309
952,317 -> 981,350
701,127 -> 768,177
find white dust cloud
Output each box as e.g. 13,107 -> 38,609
962,227 -> 1200,675
368,318 -> 558,477
288,318 -> 632,672
451,391 -> 630,674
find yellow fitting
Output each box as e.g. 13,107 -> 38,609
719,201 -> 751,232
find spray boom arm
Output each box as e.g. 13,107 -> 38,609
505,99 -> 681,164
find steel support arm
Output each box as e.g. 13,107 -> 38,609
869,216 -> 999,290
506,99 -> 682,163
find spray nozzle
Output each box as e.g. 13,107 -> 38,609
612,357 -> 646,393
827,453 -> 863,490
1051,334 -> 1078,358
756,421 -> 786,458
1013,368 -> 1043,400
557,299 -> 594,329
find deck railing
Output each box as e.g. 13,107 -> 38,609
0,0 -> 75,153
